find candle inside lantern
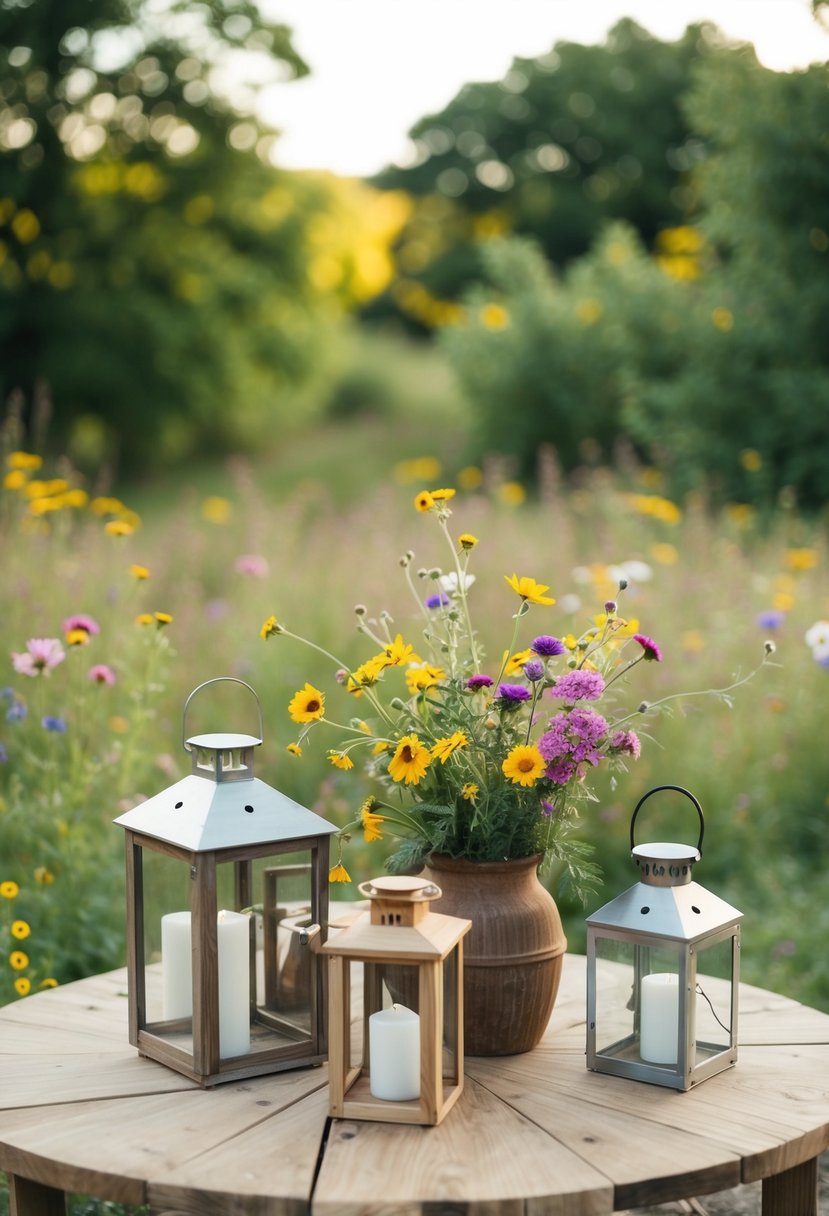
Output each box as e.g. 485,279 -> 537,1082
640,972 -> 680,1064
369,1003 -> 420,1101
160,909 -> 251,1058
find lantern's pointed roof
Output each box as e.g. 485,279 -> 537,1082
114,773 -> 337,852
323,910 -> 470,961
586,879 -> 742,943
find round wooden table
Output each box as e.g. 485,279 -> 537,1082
1,955 -> 827,1215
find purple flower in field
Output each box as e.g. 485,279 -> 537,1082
538,707 -> 609,775
0,743 -> 7,763
466,674 -> 494,691
756,610 -> 785,631
633,633 -> 662,662
234,554 -> 270,578
42,715 -> 67,733
88,664 -> 117,686
62,613 -> 100,637
540,800 -> 555,817
6,699 -> 27,722
549,669 -> 605,702
11,638 -> 65,677
609,729 -> 641,759
1,687 -> 13,700
545,758 -> 578,785
531,635 -> 566,657
426,592 -> 451,609
495,683 -> 532,707
523,659 -> 545,682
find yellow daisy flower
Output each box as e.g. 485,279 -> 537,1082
329,862 -> 352,884
504,648 -> 533,675
458,533 -> 478,551
14,977 -> 31,996
430,487 -> 456,502
135,613 -> 154,626
1,880 -> 20,899
328,751 -> 354,771
388,735 -> 433,785
153,612 -> 173,627
286,742 -> 302,756
405,663 -> 446,696
288,683 -> 326,724
461,783 -> 479,801
414,489 -> 435,512
104,519 -> 135,537
129,564 -> 150,579
502,744 -> 546,788
260,614 -> 282,639
11,920 -> 30,940
10,950 -> 29,970
34,867 -> 54,885
360,800 -> 385,843
381,634 -> 421,666
432,731 -> 469,763
40,977 -> 58,988
504,574 -> 556,605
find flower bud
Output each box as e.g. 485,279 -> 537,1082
484,717 -> 497,730
605,600 -> 617,615
417,568 -> 429,579
429,567 -> 441,581
764,639 -> 776,655
618,577 -> 629,591
389,697 -> 406,710
354,604 -> 366,616
638,701 -> 650,713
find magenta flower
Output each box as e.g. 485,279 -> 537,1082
523,659 -> 545,682
496,683 -> 532,706
466,674 -> 494,691
234,554 -> 270,578
538,707 -> 609,776
88,664 -> 117,686
11,638 -> 65,677
633,633 -> 663,662
62,614 -> 100,636
531,635 -> 566,657
549,669 -> 605,702
609,729 -> 641,759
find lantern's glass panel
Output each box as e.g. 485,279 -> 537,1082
442,947 -> 461,1085
141,846 -> 194,1035
594,936 -> 683,1066
694,935 -> 736,1066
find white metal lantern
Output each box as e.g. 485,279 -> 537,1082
113,678 -> 338,1087
586,785 -> 742,1090
323,875 -> 471,1125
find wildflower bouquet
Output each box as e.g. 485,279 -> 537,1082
261,488 -> 769,896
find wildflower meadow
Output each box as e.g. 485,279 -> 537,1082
2,433 -> 829,1027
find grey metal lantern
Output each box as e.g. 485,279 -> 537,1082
586,785 -> 742,1091
114,678 -> 337,1087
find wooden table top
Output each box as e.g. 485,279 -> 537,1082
1,955 -> 828,1216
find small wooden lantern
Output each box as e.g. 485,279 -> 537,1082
113,678 -> 337,1087
586,785 -> 742,1091
322,875 -> 471,1125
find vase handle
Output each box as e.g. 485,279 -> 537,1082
629,785 -> 705,856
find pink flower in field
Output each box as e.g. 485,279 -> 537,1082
11,638 -> 65,677
549,669 -> 606,702
633,633 -> 663,662
62,614 -> 100,637
88,664 -> 116,686
234,554 -> 269,578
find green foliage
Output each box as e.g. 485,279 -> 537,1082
0,0 -> 344,474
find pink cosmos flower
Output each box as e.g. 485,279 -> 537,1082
11,638 -> 66,677
88,664 -> 117,686
234,554 -> 270,578
62,614 -> 100,637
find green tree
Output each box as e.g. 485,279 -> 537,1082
0,0 -> 339,473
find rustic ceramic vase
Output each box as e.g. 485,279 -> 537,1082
419,852 -> 567,1056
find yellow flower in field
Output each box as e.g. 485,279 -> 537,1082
504,648 -> 533,675
105,519 -> 134,537
10,950 -> 29,970
346,656 -> 387,694
201,495 -> 232,524
388,735 -> 433,785
432,731 -> 469,763
360,800 -> 385,842
7,451 -> 42,471
498,481 -> 526,507
740,448 -> 763,473
65,628 -> 89,646
11,920 -> 30,940
286,742 -> 302,757
461,783 -> 479,802
288,683 -> 326,724
505,574 -> 555,605
458,533 -> 478,551
4,470 -> 26,490
260,614 -> 282,640
40,977 -> 58,988
1,881 -> 19,899
480,302 -> 509,330
329,862 -> 352,884
129,564 -> 150,579
414,489 -> 435,513
650,543 -> 679,566
562,634 -> 579,650
458,465 -> 483,490
430,487 -> 456,502
153,612 -> 173,627
34,867 -> 54,885
381,634 -> 421,667
785,548 -> 818,572
502,744 -> 546,787
726,503 -> 755,529
405,663 -> 445,695
356,720 -> 372,734
135,613 -> 154,626
711,306 -> 734,332
772,591 -> 795,612
328,751 -> 354,770
14,977 -> 31,996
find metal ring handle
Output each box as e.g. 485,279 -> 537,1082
629,784 -> 705,855
181,677 -> 264,752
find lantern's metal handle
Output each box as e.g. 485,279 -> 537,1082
181,677 -> 264,751
629,785 -> 705,855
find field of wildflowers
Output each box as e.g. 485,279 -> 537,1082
2,426 -> 829,1036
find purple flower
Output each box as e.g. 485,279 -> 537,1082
549,669 -> 605,702
496,683 -> 532,706
11,638 -> 65,677
426,592 -> 451,609
523,659 -> 545,682
609,729 -> 641,759
756,610 -> 785,630
62,614 -> 100,637
6,700 -> 27,722
42,715 -> 67,733
531,635 -> 566,657
1,687 -> 13,700
538,707 -> 609,776
540,800 -> 556,817
466,674 -> 494,691
633,633 -> 663,662
545,758 -> 578,785
0,743 -> 7,763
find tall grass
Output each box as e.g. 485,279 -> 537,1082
2,424 -> 828,1017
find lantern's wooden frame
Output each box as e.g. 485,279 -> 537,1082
323,877 -> 471,1126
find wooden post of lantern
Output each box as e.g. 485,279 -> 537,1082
323,876 -> 471,1126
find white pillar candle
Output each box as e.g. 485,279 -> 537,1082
161,911 -> 193,1020
161,909 -> 251,1058
640,972 -> 680,1064
369,1003 -> 420,1101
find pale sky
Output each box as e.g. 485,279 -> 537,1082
251,0 -> 829,176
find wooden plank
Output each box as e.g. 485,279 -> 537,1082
0,1051 -> 198,1110
8,1174 -> 66,1216
313,1073 -> 613,1216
